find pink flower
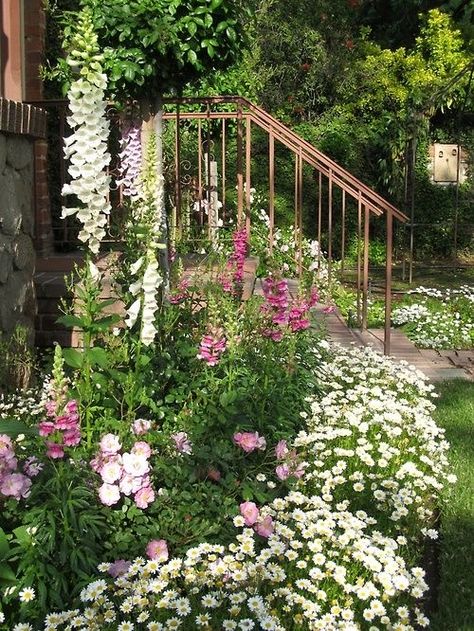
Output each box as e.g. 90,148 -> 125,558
146,539 -> 169,561
323,305 -> 335,314
132,419 -> 152,436
255,515 -> 274,538
134,485 -> 155,509
38,421 -> 56,437
63,428 -> 81,446
0,434 -> 13,456
171,432 -> 193,455
46,442 -> 65,459
100,461 -> 123,484
98,482 -> 121,506
233,431 -> 266,453
132,441 -> 152,458
122,452 -> 149,477
107,559 -> 131,578
0,473 -> 31,500
23,456 -> 43,477
100,434 -> 122,455
197,331 -> 227,366
240,501 -> 260,526
275,440 -> 289,460
276,463 -> 291,480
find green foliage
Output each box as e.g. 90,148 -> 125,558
0,326 -> 36,394
54,0 -> 251,101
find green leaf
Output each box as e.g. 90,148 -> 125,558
56,315 -> 85,329
0,564 -> 16,583
187,49 -> 198,65
62,348 -> 84,369
0,419 -> 38,437
0,529 -> 10,559
86,347 -> 109,369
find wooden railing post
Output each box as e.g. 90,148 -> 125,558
362,205 -> 370,331
236,101 -> 244,228
384,210 -> 393,355
269,129 -> 275,255
245,116 -> 252,238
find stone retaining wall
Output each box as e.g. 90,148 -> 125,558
0,131 -> 37,338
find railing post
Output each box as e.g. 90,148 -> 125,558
384,210 -> 393,355
341,190 -> 346,278
362,205 -> 370,331
356,194 -> 362,327
221,119 -> 226,223
328,168 -> 333,289
297,149 -> 303,278
206,102 -> 212,241
197,119 -> 203,225
236,101 -> 244,228
317,171 -> 322,270
269,129 -> 275,255
245,116 -> 252,238
174,102 -> 181,236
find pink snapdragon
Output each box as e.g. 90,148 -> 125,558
197,329 -> 227,366
227,228 -> 248,285
233,431 -> 266,454
39,395 -> 80,458
261,276 -> 318,341
146,539 -> 169,561
169,278 -> 191,304
171,432 -> 193,455
91,437 -> 155,510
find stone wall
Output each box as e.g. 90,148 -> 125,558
0,131 -> 37,337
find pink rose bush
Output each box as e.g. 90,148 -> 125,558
233,431 -> 266,453
91,434 -> 155,509
0,434 -> 40,501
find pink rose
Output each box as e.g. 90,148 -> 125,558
134,485 -> 155,509
276,463 -> 291,480
275,440 -> 289,460
131,441 -> 152,458
240,501 -> 260,526
98,482 -> 121,506
146,539 -> 169,561
100,434 -> 121,455
122,452 -> 149,477
100,461 -> 123,484
233,432 -> 266,453
255,515 -> 274,538
132,419 -> 152,436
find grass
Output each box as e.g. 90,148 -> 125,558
430,379 -> 474,630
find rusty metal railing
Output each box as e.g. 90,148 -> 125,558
162,96 -> 408,355
29,96 -> 408,354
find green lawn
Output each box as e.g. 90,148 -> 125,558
431,379 -> 474,630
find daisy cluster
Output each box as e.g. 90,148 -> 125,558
392,285 -> 474,349
32,342 -> 451,630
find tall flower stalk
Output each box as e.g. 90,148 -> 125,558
61,9 -> 111,255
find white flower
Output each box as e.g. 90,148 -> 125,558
19,587 -> 35,603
